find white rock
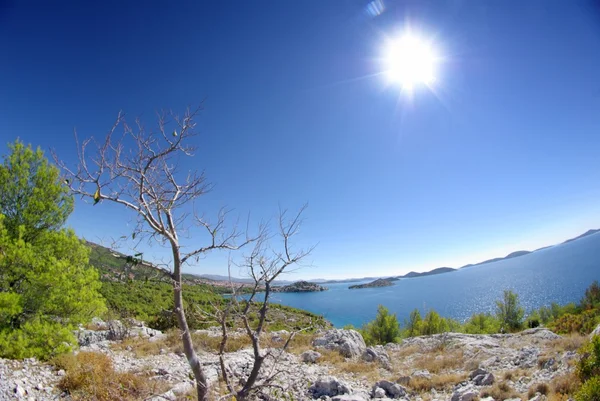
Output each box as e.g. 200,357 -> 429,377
373,387 -> 387,398
313,329 -> 367,358
302,350 -> 322,364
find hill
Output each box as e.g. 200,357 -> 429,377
349,278 -> 394,289
272,281 -> 328,292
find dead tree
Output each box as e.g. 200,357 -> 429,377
54,106 -> 258,401
217,206 -> 315,401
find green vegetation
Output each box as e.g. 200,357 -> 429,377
0,141 -> 105,360
575,335 -> 600,401
360,305 -> 400,345
355,281 -> 600,345
496,289 -> 525,331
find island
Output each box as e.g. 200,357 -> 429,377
349,278 -> 395,289
271,281 -> 328,292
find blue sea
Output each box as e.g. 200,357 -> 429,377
265,232 -> 600,328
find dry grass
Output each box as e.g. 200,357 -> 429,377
480,381 -> 520,401
503,368 -> 531,382
413,349 -> 465,374
395,344 -> 421,358
407,373 -> 468,392
527,382 -> 550,399
111,329 -> 181,357
317,350 -> 382,382
317,349 -> 346,365
548,333 -> 587,353
53,351 -> 166,401
285,333 -> 316,354
550,372 -> 580,397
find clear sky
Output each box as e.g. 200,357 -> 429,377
2,1 -> 600,279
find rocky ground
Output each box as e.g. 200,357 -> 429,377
0,320 -> 590,401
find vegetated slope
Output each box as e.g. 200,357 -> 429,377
86,241 -> 330,331
349,278 -> 394,289
272,281 -> 328,292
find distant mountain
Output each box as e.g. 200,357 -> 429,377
349,278 -> 394,289
399,267 -> 456,278
460,250 -> 532,269
561,229 -> 600,245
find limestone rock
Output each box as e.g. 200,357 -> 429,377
310,376 -> 351,398
372,380 -> 407,399
313,329 -> 367,358
302,350 -> 322,364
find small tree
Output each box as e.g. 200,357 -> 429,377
0,141 -> 105,359
56,108 -> 260,400
582,280 -> 600,310
361,305 -> 400,345
420,309 -> 448,335
405,308 -> 422,337
496,290 -> 524,332
0,140 -> 73,241
216,206 -> 315,400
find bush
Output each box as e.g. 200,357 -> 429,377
550,310 -> 599,335
582,281 -> 600,311
420,310 -> 449,335
360,305 -> 400,345
579,336 -> 600,382
0,320 -> 74,360
496,290 -> 524,332
575,376 -> 600,401
464,313 -> 501,334
404,308 -> 422,337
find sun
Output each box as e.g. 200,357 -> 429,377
382,32 -> 438,91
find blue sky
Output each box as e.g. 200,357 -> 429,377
1,1 -> 600,279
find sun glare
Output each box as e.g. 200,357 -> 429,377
382,32 -> 438,91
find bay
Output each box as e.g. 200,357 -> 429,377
265,231 -> 600,327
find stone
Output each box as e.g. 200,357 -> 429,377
171,381 -> 194,395
310,376 -> 351,398
373,387 -> 387,398
530,393 -> 547,401
451,385 -> 478,401
14,384 -> 26,397
331,394 -> 370,401
590,323 -> 600,338
469,367 -> 488,380
373,380 -> 407,399
362,346 -> 391,369
313,329 -> 367,358
412,369 -> 432,380
302,350 -> 322,364
471,370 -> 494,386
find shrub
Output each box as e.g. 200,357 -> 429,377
551,310 -> 599,335
496,290 -> 525,332
464,313 -> 501,334
360,305 -> 400,345
578,336 -> 600,382
404,308 -> 422,337
0,320 -> 74,360
582,281 -> 600,311
420,310 -> 449,335
575,375 -> 600,401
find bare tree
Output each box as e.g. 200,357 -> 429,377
216,205 -> 315,401
54,106 -> 259,401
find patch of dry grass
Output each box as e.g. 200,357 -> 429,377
503,368 -> 531,382
53,351 -> 165,401
395,344 -> 421,358
407,373 -> 467,392
548,333 -> 587,353
480,381 -> 520,401
413,349 -> 465,374
550,372 -> 580,397
527,382 -> 550,399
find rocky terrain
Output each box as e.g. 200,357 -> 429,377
349,278 -> 395,289
0,319 -> 591,401
272,281 -> 328,292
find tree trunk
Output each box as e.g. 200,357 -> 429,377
172,246 -> 209,401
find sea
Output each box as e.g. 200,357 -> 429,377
263,231 -> 600,328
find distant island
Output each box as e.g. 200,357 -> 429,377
271,281 -> 328,292
349,278 -> 394,289
398,267 -> 455,278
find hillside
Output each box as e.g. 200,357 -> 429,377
349,278 -> 394,289
272,281 -> 328,292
